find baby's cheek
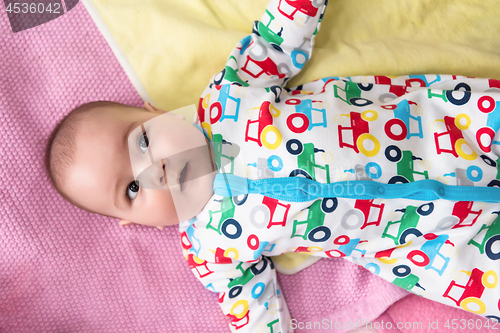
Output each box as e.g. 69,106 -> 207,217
194,172 -> 216,209
139,188 -> 178,226
158,191 -> 179,224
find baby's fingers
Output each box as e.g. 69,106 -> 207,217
119,219 -> 134,227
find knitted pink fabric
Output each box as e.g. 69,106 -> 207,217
378,295 -> 497,333
0,3 -> 407,332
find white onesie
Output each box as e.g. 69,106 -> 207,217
179,0 -> 500,331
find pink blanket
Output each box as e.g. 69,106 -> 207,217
2,3 -> 468,332
371,295 -> 496,333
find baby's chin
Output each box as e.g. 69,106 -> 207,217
170,169 -> 217,224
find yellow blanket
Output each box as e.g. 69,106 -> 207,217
82,0 -> 500,274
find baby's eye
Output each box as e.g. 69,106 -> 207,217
137,131 -> 149,154
126,180 -> 140,201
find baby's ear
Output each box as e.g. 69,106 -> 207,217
143,102 -> 162,113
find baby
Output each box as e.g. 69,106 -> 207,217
46,101 -> 217,228
47,0 -> 500,332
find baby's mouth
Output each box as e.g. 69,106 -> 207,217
161,160 -> 189,190
161,160 -> 167,186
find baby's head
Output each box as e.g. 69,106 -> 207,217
46,101 -> 216,227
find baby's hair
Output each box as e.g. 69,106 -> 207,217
44,101 -> 127,213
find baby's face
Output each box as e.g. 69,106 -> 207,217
64,104 -> 216,227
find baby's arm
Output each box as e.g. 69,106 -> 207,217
185,252 -> 291,333
213,0 -> 328,89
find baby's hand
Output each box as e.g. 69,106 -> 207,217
118,219 -> 134,227
118,219 -> 164,230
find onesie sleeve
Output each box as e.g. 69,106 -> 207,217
212,0 -> 328,89
180,216 -> 291,332
184,250 -> 291,332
